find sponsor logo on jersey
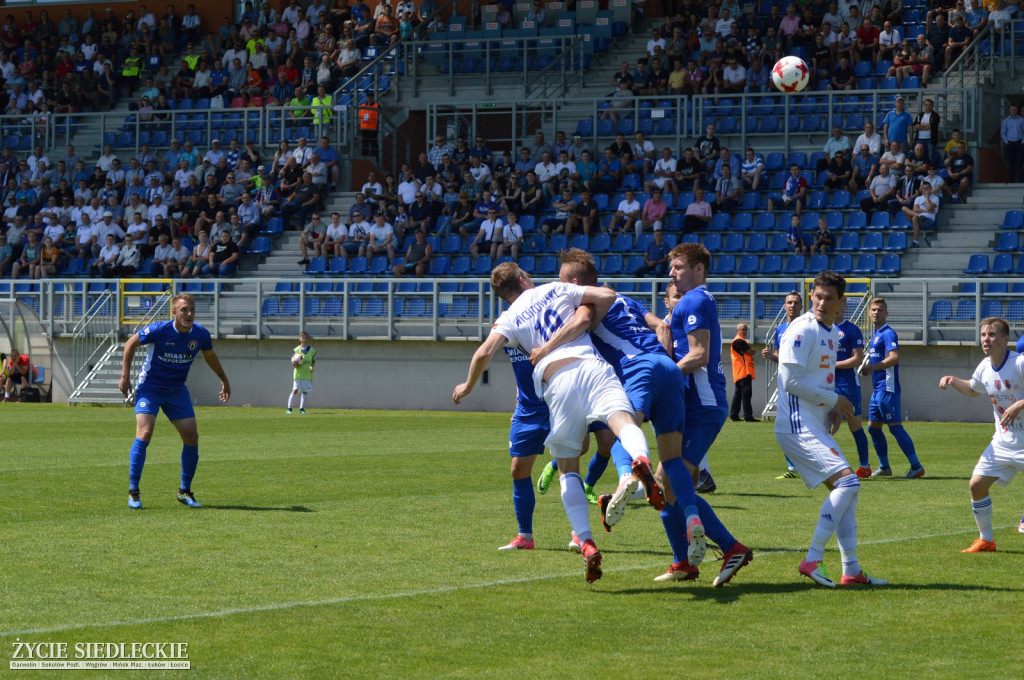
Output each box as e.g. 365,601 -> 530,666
188,340 -> 198,352
828,339 -> 834,350
826,373 -> 834,384
793,335 -> 801,348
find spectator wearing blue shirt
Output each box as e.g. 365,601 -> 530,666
883,96 -> 913,149
786,214 -> 807,254
1001,103 -> 1024,183
634,228 -> 670,277
316,137 -> 340,190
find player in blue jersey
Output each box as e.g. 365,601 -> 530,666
859,297 -> 925,479
664,243 -> 753,585
119,293 -> 231,509
763,291 -> 804,478
553,249 -> 707,567
834,298 -> 872,478
665,283 -> 715,494
497,345 -> 552,551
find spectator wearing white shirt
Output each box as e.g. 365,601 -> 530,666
397,170 -> 421,205
291,137 -> 313,166
877,21 -> 901,63
470,207 -> 503,262
607,189 -> 641,237
644,147 -> 679,203
497,212 -> 524,262
715,9 -> 736,38
323,213 -> 349,259
646,28 -> 666,56
854,121 -> 883,156
468,156 -> 492,186
90,234 -> 120,277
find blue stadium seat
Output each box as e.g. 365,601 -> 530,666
736,254 -> 759,275
928,300 -> 952,321
1002,210 -> 1024,229
878,253 -> 901,275
832,253 -> 853,274
724,233 -> 745,252
535,255 -> 558,275
767,233 -> 787,252
861,233 -> 883,251
783,255 -> 806,275
714,255 -> 736,275
963,253 -> 989,275
835,232 -> 859,251
703,233 -> 723,253
992,253 -> 1014,275
954,299 -> 977,320
995,232 -> 1020,252
601,254 -> 623,275
760,254 -> 783,275
747,233 -> 767,252
808,254 -> 829,272
884,233 -> 908,251
852,254 -> 877,275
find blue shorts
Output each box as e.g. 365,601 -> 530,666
621,355 -> 685,436
836,382 -> 862,417
682,406 -> 727,467
135,386 -> 196,421
509,407 -> 549,458
868,390 -> 901,424
588,421 -> 609,433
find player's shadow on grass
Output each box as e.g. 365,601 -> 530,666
721,492 -> 805,499
204,505 -> 315,512
609,581 -> 1024,601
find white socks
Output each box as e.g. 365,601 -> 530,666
560,471 -> 592,543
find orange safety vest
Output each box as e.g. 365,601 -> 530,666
731,334 -> 755,382
360,102 -> 378,131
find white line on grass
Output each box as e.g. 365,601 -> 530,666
1,524 -> 1012,637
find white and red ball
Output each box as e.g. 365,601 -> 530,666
291,353 -> 305,366
771,56 -> 810,93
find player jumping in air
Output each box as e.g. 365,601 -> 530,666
453,263 -> 664,583
776,271 -> 887,588
119,293 -> 231,510
940,317 -> 1024,552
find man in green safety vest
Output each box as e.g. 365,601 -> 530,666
311,84 -> 333,136
121,48 -> 143,86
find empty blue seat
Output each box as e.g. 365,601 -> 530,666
963,254 -> 989,275
878,253 -> 901,275
929,300 -> 952,321
995,232 -> 1020,252
852,254 -> 877,275
1003,210 -> 1024,229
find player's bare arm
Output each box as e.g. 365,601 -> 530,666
861,349 -> 899,375
677,328 -> 710,375
581,285 -> 616,323
530,304 -> 594,365
454,331 -> 507,404
1000,398 -> 1024,429
202,349 -> 231,402
119,333 -> 141,396
645,312 -> 672,356
938,375 -> 980,397
835,347 -> 863,371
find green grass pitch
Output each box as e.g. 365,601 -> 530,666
3,405 -> 1023,678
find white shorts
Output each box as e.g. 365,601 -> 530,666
775,427 -> 851,490
293,379 -> 313,393
972,441 -> 1024,486
542,358 -> 633,458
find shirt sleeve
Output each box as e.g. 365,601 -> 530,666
969,360 -> 986,394
199,326 -> 213,352
884,328 -> 899,352
778,322 -> 839,408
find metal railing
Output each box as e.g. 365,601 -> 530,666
11,276 -> 1023,344
428,86 -> 980,161
70,289 -> 119,383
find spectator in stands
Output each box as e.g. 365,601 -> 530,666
601,80 -> 633,125
594,148 -> 622,196
906,143 -> 932,177
682,58 -> 707,95
769,164 -> 807,216
812,217 -> 834,255
281,172 -> 323,226
519,170 -> 545,216
565,188 -> 598,238
497,212 -> 524,263
674,147 -> 703,190
469,207 -> 502,263
745,55 -> 770,92
89,233 -> 120,277
10,230 -> 40,280
297,212 -> 325,266
322,213 -> 348,259
904,180 -> 938,247
878,20 -> 902,63
574,149 -> 598,193
820,126 -> 853,173
849,143 -> 879,191
879,141 -> 907,179
203,228 -> 239,277
110,232 -> 141,276
883,96 -> 914,150
407,190 -> 433,235
860,162 -> 897,215
551,151 -> 578,196
668,58 -> 687,94
711,164 -> 743,214
694,123 -> 720,174
829,55 -> 855,90
711,148 -> 740,183
1001,103 -> 1024,183
825,150 -> 853,191
943,139 -> 974,203
541,188 -> 576,236
889,161 -> 922,215
910,98 -> 940,159
0,234 -> 11,276
2,347 -> 33,401
786,214 -> 807,254
639,188 -> 668,239
445,191 -> 474,239
856,17 -> 880,62
392,228 -> 432,277
634,228 -> 670,277
645,147 -> 680,203
533,151 -> 557,199
647,27 -> 666,57
855,120 -> 883,157
607,189 -> 641,237
945,13 -> 971,67
525,1 -> 545,25
631,132 -> 655,176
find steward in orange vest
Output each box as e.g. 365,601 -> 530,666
730,323 -> 756,422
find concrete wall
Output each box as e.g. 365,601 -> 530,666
54,336 -> 999,423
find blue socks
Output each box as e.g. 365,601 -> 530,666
550,458 -> 558,472
662,457 -> 698,520
784,453 -> 796,469
852,428 -> 870,468
180,444 -> 199,491
868,426 -> 890,468
584,452 -> 611,488
129,438 -> 149,490
890,425 -> 921,468
610,440 -> 633,478
512,477 -> 534,536
695,496 -> 737,553
660,502 -> 688,563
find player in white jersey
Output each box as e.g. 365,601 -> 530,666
939,317 -> 1024,551
775,271 -> 888,588
453,263 -> 662,582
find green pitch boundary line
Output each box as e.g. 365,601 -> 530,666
1,525 -> 1014,637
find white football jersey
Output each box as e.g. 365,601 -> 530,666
970,351 -> 1024,450
491,281 -> 601,393
775,311 -> 840,435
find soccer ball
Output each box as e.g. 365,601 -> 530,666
291,353 -> 305,366
771,56 -> 810,93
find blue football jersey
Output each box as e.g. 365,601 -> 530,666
670,285 -> 727,410
136,320 -> 213,391
590,294 -> 667,373
868,323 -> 900,393
502,346 -> 548,416
835,319 -> 863,390
774,320 -> 790,351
